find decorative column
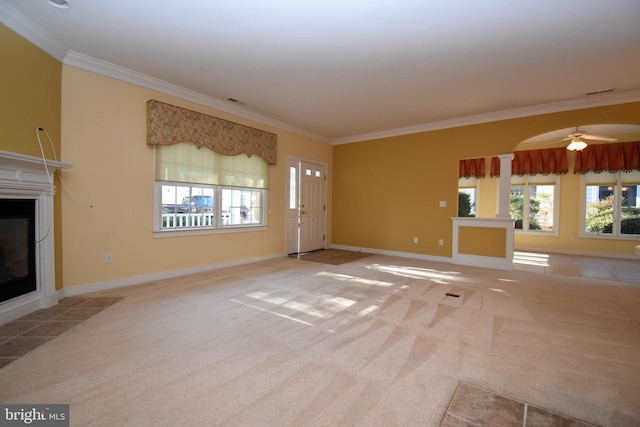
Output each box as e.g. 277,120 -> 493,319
496,153 -> 514,219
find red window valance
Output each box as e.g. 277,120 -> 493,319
459,158 -> 485,178
574,141 -> 640,174
490,147 -> 568,177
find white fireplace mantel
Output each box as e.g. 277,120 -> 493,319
0,149 -> 72,324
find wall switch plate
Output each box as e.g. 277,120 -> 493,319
439,201 -> 446,207
438,239 -> 444,246
413,237 -> 418,244
105,253 -> 112,263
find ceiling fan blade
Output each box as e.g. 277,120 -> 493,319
581,134 -> 617,142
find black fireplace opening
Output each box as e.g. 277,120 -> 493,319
0,199 -> 37,303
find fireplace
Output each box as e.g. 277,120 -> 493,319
0,199 -> 37,303
0,149 -> 71,324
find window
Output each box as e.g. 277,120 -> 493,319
510,175 -> 557,232
583,170 -> 640,237
458,177 -> 477,217
154,142 -> 268,234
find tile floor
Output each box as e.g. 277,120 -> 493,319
440,382 -> 597,427
289,249 -> 374,265
513,251 -> 640,284
0,296 -> 123,369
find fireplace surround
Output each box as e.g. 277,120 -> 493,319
0,149 -> 71,324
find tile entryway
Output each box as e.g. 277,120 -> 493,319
440,382 -> 598,426
0,296 -> 123,369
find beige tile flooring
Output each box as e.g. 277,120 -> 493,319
440,382 -> 597,426
513,251 -> 640,284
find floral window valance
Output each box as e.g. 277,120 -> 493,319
574,141 -> 640,174
459,158 -> 486,179
490,147 -> 568,177
146,99 -> 277,165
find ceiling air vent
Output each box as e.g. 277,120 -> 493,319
227,98 -> 246,106
585,89 -> 614,96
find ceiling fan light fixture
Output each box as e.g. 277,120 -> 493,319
566,139 -> 587,151
47,0 -> 70,9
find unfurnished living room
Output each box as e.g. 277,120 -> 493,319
1,1 -> 640,426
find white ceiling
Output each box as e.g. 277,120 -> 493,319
2,0 -> 640,143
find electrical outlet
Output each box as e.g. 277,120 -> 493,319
105,253 -> 112,263
438,239 -> 444,246
413,237 -> 419,244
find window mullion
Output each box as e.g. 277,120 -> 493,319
614,172 -> 622,236
215,187 -> 221,227
523,178 -> 530,231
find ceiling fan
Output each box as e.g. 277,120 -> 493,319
560,127 -> 617,151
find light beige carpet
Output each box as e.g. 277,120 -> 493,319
0,254 -> 639,426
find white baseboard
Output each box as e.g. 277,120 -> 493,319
56,245 -> 638,300
329,244 -> 452,264
58,252 -> 286,298
451,254 -> 514,271
0,293 -> 42,325
515,246 -> 640,260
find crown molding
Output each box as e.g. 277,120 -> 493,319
333,90 -> 640,145
63,51 -> 332,144
1,2 -> 330,144
0,2 -> 67,61
4,1 -> 638,147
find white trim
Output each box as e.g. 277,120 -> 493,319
153,225 -> 268,239
330,244 -> 451,264
511,174 -> 560,235
0,2 -> 67,61
287,156 -> 329,255
333,90 -> 640,145
4,2 -> 639,147
450,253 -> 514,271
63,51 -> 331,145
58,253 -> 285,298
516,246 -> 640,261
580,170 -> 640,241
451,217 -> 515,271
0,150 -> 72,325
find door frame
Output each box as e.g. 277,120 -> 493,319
286,156 -> 328,255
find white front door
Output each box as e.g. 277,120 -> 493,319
286,158 -> 326,254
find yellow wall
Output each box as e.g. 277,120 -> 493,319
458,227 -> 506,258
333,102 -> 640,258
4,22 -> 640,292
60,66 -> 332,288
0,24 -> 62,157
1,24 -> 65,288
511,150 -> 640,257
466,138 -> 640,257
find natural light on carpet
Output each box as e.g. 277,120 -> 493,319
368,264 -> 461,283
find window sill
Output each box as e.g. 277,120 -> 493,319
153,225 -> 267,239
